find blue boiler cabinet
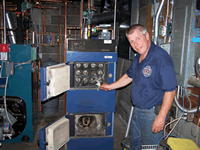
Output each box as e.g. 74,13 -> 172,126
39,39 -> 117,150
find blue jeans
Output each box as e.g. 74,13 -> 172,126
129,106 -> 166,150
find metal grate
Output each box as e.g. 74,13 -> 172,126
142,145 -> 158,150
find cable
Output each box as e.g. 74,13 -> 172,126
14,60 -> 32,68
0,60 -> 4,78
165,115 -> 184,140
196,118 -> 200,144
4,75 -> 12,125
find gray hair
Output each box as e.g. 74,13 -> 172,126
126,24 -> 147,36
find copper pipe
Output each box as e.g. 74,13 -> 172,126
33,6 -> 59,9
59,4 -> 62,63
64,1 -> 68,114
80,0 -> 83,38
67,27 -> 81,29
0,5 -> 3,43
57,6 -> 60,62
39,59 -> 41,111
26,29 -> 29,42
41,9 -> 43,44
75,2 -> 77,38
44,9 -> 46,33
5,7 -> 17,11
88,0 -> 90,9
33,62 -> 37,111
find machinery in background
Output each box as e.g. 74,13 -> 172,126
0,44 -> 34,143
39,39 -> 117,150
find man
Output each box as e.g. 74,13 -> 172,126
100,24 -> 177,149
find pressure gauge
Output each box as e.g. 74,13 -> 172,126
76,70 -> 81,76
98,63 -> 104,68
91,63 -> 96,68
83,63 -> 89,68
83,70 -> 89,76
76,63 -> 81,68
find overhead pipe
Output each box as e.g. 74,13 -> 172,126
1,5 -> 3,43
113,0 -> 117,39
154,0 -> 166,45
59,4 -> 62,63
3,0 -> 6,44
6,13 -> 16,44
57,5 -> 60,62
80,0 -> 83,38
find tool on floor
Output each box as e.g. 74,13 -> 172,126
121,105 -> 134,150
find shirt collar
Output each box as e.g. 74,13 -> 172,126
140,41 -> 155,61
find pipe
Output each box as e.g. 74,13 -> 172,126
57,6 -> 60,62
5,13 -> 16,44
60,4 -> 62,63
75,2 -> 77,38
164,0 -> 169,43
80,0 -> 83,38
187,77 -> 200,88
41,10 -> 43,44
154,0 -> 166,45
113,0 -> 117,39
3,0 -> 6,44
1,5 -> 3,43
64,2 -> 67,114
44,9 -> 46,33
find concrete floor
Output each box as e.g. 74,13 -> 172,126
0,104 -> 127,150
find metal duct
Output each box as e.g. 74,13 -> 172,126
6,13 -> 16,44
91,11 -> 120,25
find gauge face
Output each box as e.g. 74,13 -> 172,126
97,70 -> 103,75
83,63 -> 88,68
76,63 -> 81,68
83,70 -> 89,76
98,63 -> 104,68
91,63 -> 96,68
76,70 -> 81,76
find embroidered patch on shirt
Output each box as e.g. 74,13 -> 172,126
143,66 -> 152,77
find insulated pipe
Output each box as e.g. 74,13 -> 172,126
174,95 -> 200,113
113,0 -> 117,39
6,13 -> 16,44
91,11 -> 120,25
154,0 -> 166,45
187,77 -> 200,88
3,0 -> 6,44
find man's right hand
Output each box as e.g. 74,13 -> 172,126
100,83 -> 112,91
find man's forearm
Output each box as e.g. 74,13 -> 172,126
109,73 -> 133,90
158,90 -> 176,118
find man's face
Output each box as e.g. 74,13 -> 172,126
127,29 -> 150,57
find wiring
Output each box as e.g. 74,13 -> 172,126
14,60 -> 32,68
4,75 -> 12,125
196,118 -> 200,144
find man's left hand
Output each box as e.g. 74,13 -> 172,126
152,115 -> 165,133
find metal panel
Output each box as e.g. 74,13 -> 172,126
67,89 -> 116,113
67,137 -> 114,150
66,52 -> 117,62
170,0 -> 196,87
40,64 -> 70,102
0,44 -> 33,143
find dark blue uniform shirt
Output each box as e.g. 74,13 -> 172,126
127,41 -> 177,109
